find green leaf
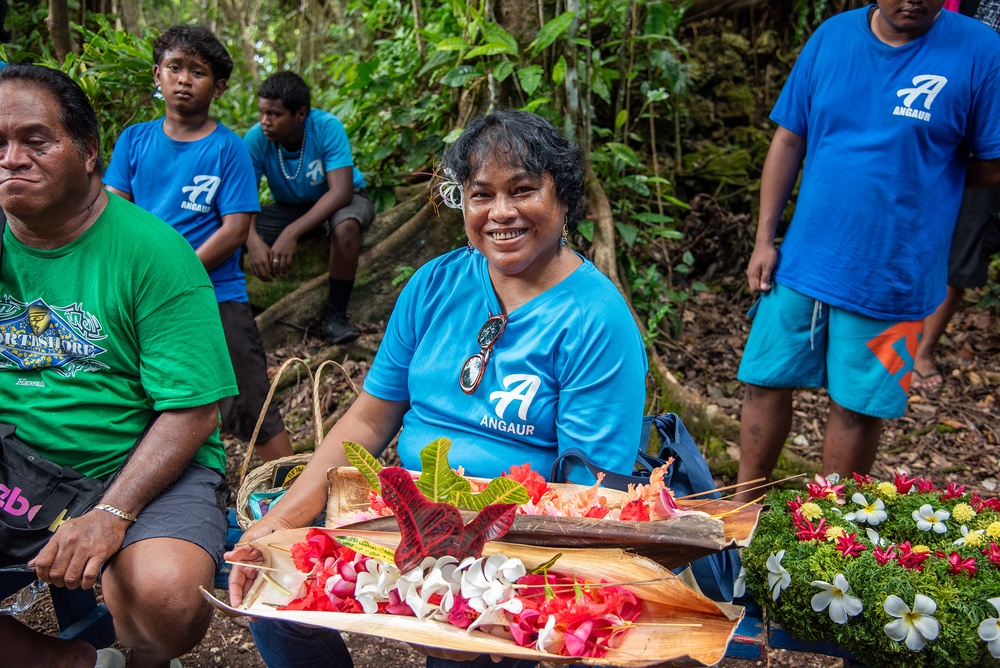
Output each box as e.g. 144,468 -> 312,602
334,535 -> 397,563
466,42 -> 513,59
415,438 -> 472,502
441,65 -> 481,87
529,553 -> 563,574
552,55 -> 567,85
344,441 -> 383,493
436,36 -> 470,52
417,49 -> 454,78
615,222 -> 639,247
493,60 -> 516,83
521,97 -> 551,113
529,12 -> 578,56
482,23 -> 520,55
443,127 -> 465,143
606,142 -> 642,167
451,478 -> 530,510
649,227 -> 684,240
516,65 -> 544,95
591,71 -> 612,103
632,212 -> 675,224
621,174 -> 651,196
682,250 -> 696,265
577,219 -> 595,242
692,281 -> 709,292
615,109 -> 628,129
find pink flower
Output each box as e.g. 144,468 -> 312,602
946,551 -> 977,576
796,517 -> 829,542
873,543 -> 897,565
915,477 -> 938,493
787,495 -> 804,513
894,472 -> 917,494
853,473 -> 875,486
939,482 -> 966,501
834,532 -> 867,558
984,542 -> 1000,568
807,475 -> 845,504
896,542 -> 931,571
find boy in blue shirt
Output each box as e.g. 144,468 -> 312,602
244,71 -> 374,344
105,25 -> 293,463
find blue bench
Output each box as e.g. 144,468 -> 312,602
0,509 -> 241,645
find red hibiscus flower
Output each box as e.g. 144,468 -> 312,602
619,498 -> 650,522
834,532 -> 867,558
915,477 -> 938,493
290,528 -> 348,572
505,463 -> 550,504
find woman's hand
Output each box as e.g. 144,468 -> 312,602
224,512 -> 298,607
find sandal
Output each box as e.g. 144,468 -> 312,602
911,369 -> 943,393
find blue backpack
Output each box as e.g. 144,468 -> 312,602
550,413 -> 742,601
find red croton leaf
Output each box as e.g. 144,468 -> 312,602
379,467 -> 467,572
377,466 -> 517,573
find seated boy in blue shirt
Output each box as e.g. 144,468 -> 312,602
104,25 -> 293,462
243,71 -> 375,344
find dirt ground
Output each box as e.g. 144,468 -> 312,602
8,274 -> 998,668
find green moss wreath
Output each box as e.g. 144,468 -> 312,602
743,473 -> 1000,668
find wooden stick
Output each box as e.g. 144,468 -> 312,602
225,560 -> 293,574
708,497 -> 766,519
682,473 -> 807,509
676,477 -> 765,500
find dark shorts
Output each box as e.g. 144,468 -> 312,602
218,301 -> 286,444
255,190 -> 375,246
948,186 -> 1000,288
120,462 -> 231,567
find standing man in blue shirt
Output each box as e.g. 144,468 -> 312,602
244,71 -> 375,344
733,0 -> 1000,501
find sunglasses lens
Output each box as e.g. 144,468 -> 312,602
477,315 -> 506,348
460,353 -> 485,394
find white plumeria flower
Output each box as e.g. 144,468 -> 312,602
849,492 -> 887,526
825,473 -> 841,484
953,525 -> 986,546
732,566 -> 746,599
766,550 -> 791,602
884,594 -> 940,651
355,559 -> 402,614
866,527 -> 886,547
912,504 -> 950,534
458,554 -> 525,612
536,615 -> 562,653
979,597 -> 1000,659
810,574 -> 863,624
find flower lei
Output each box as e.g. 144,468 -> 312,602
744,473 -> 1000,668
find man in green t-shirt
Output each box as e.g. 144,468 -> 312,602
0,64 -> 237,667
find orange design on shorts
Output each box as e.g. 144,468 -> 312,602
867,321 -> 922,393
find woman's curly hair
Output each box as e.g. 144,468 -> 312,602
442,109 -> 587,231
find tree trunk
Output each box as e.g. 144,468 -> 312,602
47,0 -> 73,63
118,0 -> 141,34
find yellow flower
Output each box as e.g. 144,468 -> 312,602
986,522 -> 1000,539
826,526 -> 846,541
963,531 -> 984,547
801,502 -> 823,521
826,491 -> 838,503
875,482 -> 897,501
913,545 -> 931,554
952,503 -> 975,524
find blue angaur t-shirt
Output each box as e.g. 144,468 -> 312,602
770,7 -> 1000,320
364,249 -> 648,483
104,119 -> 261,303
244,108 -> 366,204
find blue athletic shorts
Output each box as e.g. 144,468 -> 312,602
737,282 -> 921,418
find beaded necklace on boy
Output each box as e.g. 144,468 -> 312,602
276,122 -> 307,180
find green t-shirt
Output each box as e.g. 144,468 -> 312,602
0,193 -> 238,479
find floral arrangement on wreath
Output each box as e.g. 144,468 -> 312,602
743,472 -> 1000,668
270,464 -> 644,658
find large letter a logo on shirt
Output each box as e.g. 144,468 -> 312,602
896,75 -> 948,110
181,175 -> 221,205
490,374 -> 540,421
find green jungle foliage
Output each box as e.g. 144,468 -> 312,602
1,1 -> 883,332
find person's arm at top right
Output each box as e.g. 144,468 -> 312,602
746,126 -> 807,292
268,166 -> 354,273
225,391 -> 408,606
966,158 -> 1000,187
